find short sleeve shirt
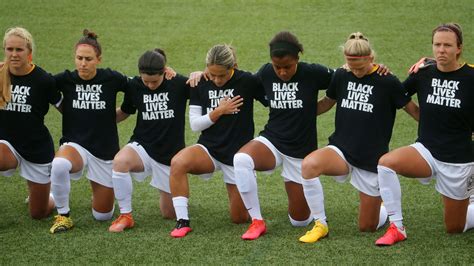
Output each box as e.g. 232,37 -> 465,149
403,64 -> 474,163
121,75 -> 190,165
327,67 -> 411,172
55,68 -> 129,160
257,62 -> 333,158
0,65 -> 61,163
189,69 -> 266,165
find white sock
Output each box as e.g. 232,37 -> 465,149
92,206 -> 115,221
172,196 -> 189,220
302,177 -> 327,224
50,158 -> 72,215
288,214 -> 313,227
377,165 -> 403,228
233,153 -> 263,220
112,171 -> 133,214
463,203 -> 474,232
377,205 -> 388,229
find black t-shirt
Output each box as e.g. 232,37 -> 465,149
189,69 -> 267,165
55,68 -> 129,160
257,62 -> 333,158
0,65 -> 61,163
121,75 -> 190,165
327,67 -> 411,172
404,64 -> 474,163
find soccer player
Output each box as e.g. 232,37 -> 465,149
169,44 -> 267,238
49,29 -> 131,233
108,49 -> 189,232
375,23 -> 474,246
232,31 -> 334,240
298,32 -> 419,243
0,27 -> 61,219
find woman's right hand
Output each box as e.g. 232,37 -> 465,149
209,95 -> 243,122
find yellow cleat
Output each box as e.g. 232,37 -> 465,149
50,215 -> 74,234
299,221 -> 328,243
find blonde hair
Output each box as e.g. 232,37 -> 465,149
206,44 -> 237,69
0,27 -> 34,108
343,32 -> 374,58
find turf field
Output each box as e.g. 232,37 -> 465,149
0,0 -> 473,264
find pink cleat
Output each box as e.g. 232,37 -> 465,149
241,219 -> 266,240
170,219 -> 192,238
375,222 -> 407,246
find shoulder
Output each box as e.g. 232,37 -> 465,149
100,68 -> 127,79
300,62 -> 334,77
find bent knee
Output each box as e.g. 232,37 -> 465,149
377,154 -> 400,170
301,158 -> 322,179
160,208 -> 176,220
30,209 -> 49,220
112,156 -> 131,172
170,155 -> 191,174
359,223 -> 377,232
231,214 -> 249,224
446,225 -> 465,234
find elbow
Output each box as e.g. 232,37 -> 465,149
189,121 -> 201,132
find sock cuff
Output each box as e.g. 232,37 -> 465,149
234,152 -> 255,169
302,177 -> 321,186
112,170 -> 131,179
377,165 -> 396,174
172,196 -> 188,207
52,157 -> 72,171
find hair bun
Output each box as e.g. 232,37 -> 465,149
83,29 -> 98,39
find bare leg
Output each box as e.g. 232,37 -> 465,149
358,192 -> 382,232
226,183 -> 249,223
27,180 -> 54,219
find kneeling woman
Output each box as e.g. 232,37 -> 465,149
49,30 -> 130,233
109,49 -> 189,232
169,44 -> 267,238
299,32 -> 419,243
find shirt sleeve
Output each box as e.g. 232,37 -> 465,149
120,79 -> 137,115
189,105 -> 214,132
326,69 -> 340,100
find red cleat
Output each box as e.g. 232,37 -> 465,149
375,222 -> 407,246
241,219 -> 266,240
170,219 -> 192,238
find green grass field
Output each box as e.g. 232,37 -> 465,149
0,0 -> 473,264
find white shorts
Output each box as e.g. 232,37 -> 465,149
127,142 -> 171,193
195,144 -> 235,184
411,142 -> 474,200
63,142 -> 113,188
0,140 -> 51,184
254,136 -> 303,184
327,145 -> 380,197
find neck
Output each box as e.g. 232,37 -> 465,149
78,70 -> 97,80
9,63 -> 33,76
437,61 -> 461,72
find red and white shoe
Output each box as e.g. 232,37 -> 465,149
241,219 -> 266,240
170,219 -> 192,238
375,222 -> 407,246
109,213 -> 135,233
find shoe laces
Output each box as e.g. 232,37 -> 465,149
386,223 -> 403,238
54,215 -> 68,223
112,214 -> 132,225
247,220 -> 263,232
175,219 -> 190,229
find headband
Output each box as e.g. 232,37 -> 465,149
270,41 -> 300,56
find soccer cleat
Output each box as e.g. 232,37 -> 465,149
241,219 -> 266,240
375,222 -> 407,246
109,213 -> 135,233
299,220 -> 329,243
170,219 -> 192,238
50,215 -> 74,234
